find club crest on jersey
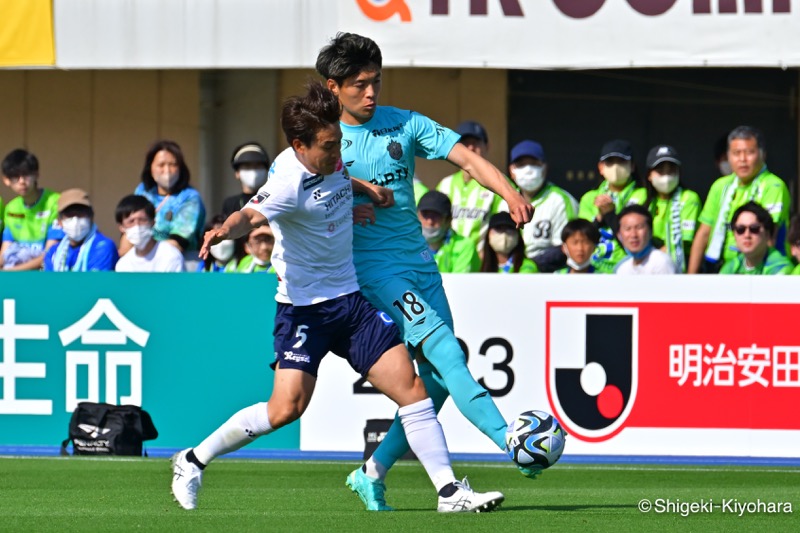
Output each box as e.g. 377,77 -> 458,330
387,140 -> 403,161
250,192 -> 270,205
303,174 -> 324,190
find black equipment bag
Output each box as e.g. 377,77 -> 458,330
60,402 -> 158,456
363,419 -> 416,461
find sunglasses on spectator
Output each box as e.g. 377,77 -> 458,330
732,224 -> 763,235
6,175 -> 34,183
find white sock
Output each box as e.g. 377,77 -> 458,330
363,456 -> 388,480
193,402 -> 273,465
398,398 -> 456,492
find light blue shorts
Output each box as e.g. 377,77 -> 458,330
360,270 -> 453,349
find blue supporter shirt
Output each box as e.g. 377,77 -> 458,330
341,106 -> 460,284
43,230 -> 119,271
134,184 -> 206,251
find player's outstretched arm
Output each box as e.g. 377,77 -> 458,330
447,143 -> 533,228
199,209 -> 267,260
351,177 -> 395,208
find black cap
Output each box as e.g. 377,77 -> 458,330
456,121 -> 488,144
417,191 -> 452,216
599,139 -> 633,161
646,145 -> 681,169
231,143 -> 270,169
488,211 -> 516,230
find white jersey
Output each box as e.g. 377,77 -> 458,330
243,148 -> 359,306
614,248 -> 678,275
499,182 -> 579,259
115,241 -> 185,272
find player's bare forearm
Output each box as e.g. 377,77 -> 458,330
351,178 -> 394,207
687,224 -> 711,274
200,209 -> 265,260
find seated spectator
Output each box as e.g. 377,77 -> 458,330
222,142 -> 271,217
236,224 -> 275,273
788,214 -> 800,275
0,148 -> 63,270
115,195 -> 184,272
44,189 -> 118,271
505,140 -> 578,272
418,191 -> 480,273
198,214 -> 244,272
127,140 -> 206,262
480,212 -> 538,273
629,145 -> 702,272
556,219 -> 600,274
614,205 -> 678,275
579,139 -> 645,273
720,201 -> 791,275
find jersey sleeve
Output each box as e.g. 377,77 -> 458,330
87,238 -> 119,271
168,191 -> 205,242
761,179 -> 789,222
680,190 -> 702,242
409,112 -> 460,161
698,178 -> 724,227
242,174 -> 297,222
578,190 -> 598,221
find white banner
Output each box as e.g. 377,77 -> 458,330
53,0 -> 800,69
300,275 -> 800,459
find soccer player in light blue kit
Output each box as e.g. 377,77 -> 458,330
316,33 -> 536,511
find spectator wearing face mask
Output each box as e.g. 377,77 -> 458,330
555,219 -> 600,274
578,139 -> 645,273
198,214 -> 244,272
502,140 -> 578,272
125,140 -> 206,264
114,195 -> 184,272
417,191 -> 480,273
43,189 -> 118,271
480,212 -> 537,273
222,142 -> 271,217
629,145 -> 702,272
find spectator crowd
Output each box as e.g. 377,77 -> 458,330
2,123 -> 798,276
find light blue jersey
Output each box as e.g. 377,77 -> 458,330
342,106 -> 460,285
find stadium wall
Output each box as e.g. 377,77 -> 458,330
1,273 -> 798,463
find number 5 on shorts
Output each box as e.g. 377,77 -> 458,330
292,325 -> 308,348
392,291 -> 425,322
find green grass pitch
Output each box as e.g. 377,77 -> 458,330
0,457 -> 797,532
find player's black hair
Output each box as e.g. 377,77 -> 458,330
139,139 -> 192,194
115,194 -> 156,224
617,204 -> 654,232
281,82 -> 341,147
713,133 -> 729,161
788,214 -> 800,246
315,32 -> 383,85
561,218 -> 600,245
730,201 -> 775,237
728,125 -> 766,152
2,148 -> 39,177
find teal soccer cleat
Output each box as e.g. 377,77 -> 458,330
346,468 -> 394,511
517,464 -> 543,479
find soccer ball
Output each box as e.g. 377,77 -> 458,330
505,410 -> 566,469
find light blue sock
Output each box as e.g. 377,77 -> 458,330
422,326 -> 507,450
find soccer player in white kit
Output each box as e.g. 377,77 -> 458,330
170,82 -> 504,513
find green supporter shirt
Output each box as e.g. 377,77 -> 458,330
437,170 -> 505,248
792,263 -> 800,276
497,257 -> 538,273
719,247 -> 792,275
432,230 -> 480,273
235,255 -> 276,274
698,169 -> 790,264
2,189 -> 62,262
413,178 -> 429,205
629,187 -> 702,272
578,179 -> 645,273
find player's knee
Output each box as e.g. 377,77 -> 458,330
408,376 -> 429,403
267,400 -> 306,428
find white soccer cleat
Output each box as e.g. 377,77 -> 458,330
171,449 -> 203,510
437,477 -> 505,513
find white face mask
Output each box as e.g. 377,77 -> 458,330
488,231 -> 519,255
251,255 -> 269,267
421,226 -> 447,243
210,239 -> 235,262
61,216 -> 92,243
154,172 -> 179,191
125,224 -> 154,250
513,165 -> 546,193
651,173 -> 679,195
565,253 -> 593,271
602,162 -> 632,187
719,161 -> 733,176
239,169 -> 268,190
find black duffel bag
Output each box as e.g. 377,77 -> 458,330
60,402 -> 158,456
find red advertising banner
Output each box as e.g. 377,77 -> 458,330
547,302 -> 800,443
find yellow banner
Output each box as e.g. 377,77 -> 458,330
0,0 -> 55,67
